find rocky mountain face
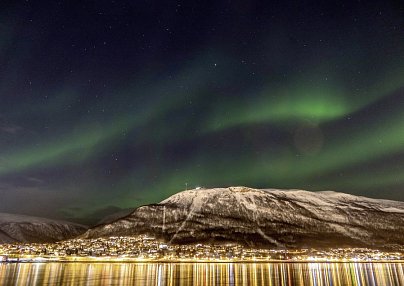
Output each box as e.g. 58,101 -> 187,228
0,213 -> 87,243
82,187 -> 404,249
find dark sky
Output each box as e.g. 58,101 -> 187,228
0,0 -> 403,224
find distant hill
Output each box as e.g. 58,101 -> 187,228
0,213 -> 87,243
82,187 -> 404,250
95,208 -> 134,225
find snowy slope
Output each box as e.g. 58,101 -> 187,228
0,213 -> 87,243
82,187 -> 404,249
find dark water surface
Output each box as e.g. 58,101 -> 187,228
1,262 -> 404,285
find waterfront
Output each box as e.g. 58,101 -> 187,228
1,262 -> 404,285
2,236 -> 402,262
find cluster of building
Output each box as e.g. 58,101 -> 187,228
0,235 -> 402,262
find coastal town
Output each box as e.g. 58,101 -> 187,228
0,235 -> 402,263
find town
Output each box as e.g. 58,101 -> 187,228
0,235 -> 402,262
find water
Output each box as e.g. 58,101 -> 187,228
1,262 -> 404,285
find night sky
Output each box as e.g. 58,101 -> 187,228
0,0 -> 403,225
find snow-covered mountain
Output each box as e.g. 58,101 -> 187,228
0,213 -> 87,243
82,187 -> 404,249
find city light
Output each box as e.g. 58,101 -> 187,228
0,235 -> 402,263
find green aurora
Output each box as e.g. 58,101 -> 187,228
0,0 -> 403,224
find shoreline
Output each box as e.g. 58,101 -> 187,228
2,256 -> 404,264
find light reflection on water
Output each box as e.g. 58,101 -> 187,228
1,262 -> 404,285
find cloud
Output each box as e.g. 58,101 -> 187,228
0,122 -> 22,134
0,181 -> 78,221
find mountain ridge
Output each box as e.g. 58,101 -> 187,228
81,187 -> 404,249
0,212 -> 87,244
